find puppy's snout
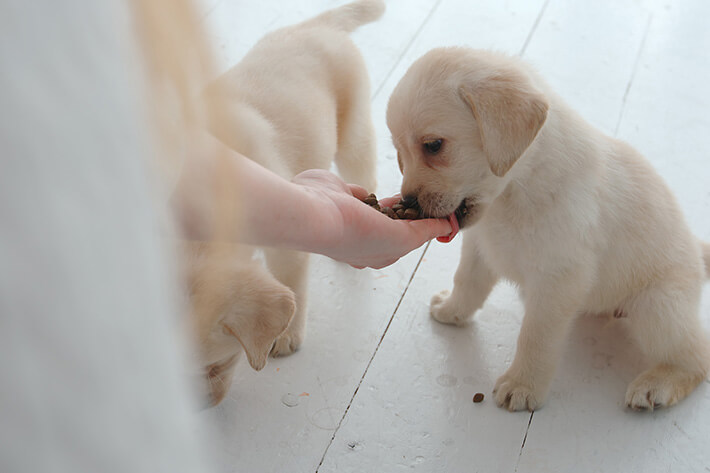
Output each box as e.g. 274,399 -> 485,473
410,190 -> 449,218
401,194 -> 418,208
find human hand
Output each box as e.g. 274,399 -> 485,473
292,169 -> 453,269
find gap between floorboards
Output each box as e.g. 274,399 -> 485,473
314,242 -> 433,472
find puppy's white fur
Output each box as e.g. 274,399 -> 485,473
387,47 -> 710,411
199,0 -> 381,377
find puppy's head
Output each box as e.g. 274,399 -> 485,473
186,245 -> 296,407
386,48 -> 548,231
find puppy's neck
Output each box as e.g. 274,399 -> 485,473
500,103 -> 602,210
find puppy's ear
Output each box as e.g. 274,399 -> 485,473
221,277 -> 296,371
188,243 -> 296,372
460,75 -> 548,177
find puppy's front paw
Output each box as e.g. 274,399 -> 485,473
494,369 -> 544,412
625,366 -> 704,411
430,290 -> 470,326
271,326 -> 304,357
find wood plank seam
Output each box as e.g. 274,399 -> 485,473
519,0 -> 551,57
371,0 -> 445,101
315,242 -> 433,472
613,13 -> 653,137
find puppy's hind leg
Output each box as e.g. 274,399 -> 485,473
263,248 -> 311,357
624,280 -> 710,411
430,232 -> 498,326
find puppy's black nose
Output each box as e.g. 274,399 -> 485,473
401,195 -> 418,208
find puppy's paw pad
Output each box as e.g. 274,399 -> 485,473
270,330 -> 303,357
430,290 -> 467,326
494,373 -> 541,412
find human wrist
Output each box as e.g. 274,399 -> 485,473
278,182 -> 345,255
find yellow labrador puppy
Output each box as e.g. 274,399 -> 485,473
184,242 -> 295,406
202,0 -> 382,361
387,47 -> 710,412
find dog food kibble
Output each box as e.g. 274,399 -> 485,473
363,193 -> 379,206
360,192 -> 423,220
473,393 -> 485,403
383,207 -> 397,219
403,208 -> 420,220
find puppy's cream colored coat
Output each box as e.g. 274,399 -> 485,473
387,47 -> 710,411
184,242 -> 295,406
191,0 -> 382,405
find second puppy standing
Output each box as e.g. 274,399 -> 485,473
194,0 -> 384,404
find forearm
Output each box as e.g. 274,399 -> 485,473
170,132 -> 334,251
231,154 -> 340,252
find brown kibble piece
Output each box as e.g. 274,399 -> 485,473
382,207 -> 397,219
363,193 -> 378,206
362,193 -> 425,221
403,208 -> 419,220
473,393 -> 484,403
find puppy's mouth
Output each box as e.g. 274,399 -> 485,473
436,198 -> 479,243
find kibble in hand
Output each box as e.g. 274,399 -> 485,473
383,207 -> 397,219
363,193 -> 379,206
361,192 -> 423,221
403,208 -> 419,220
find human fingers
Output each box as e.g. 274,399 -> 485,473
352,256 -> 399,270
378,193 -> 402,208
405,217 -> 454,243
369,256 -> 400,270
346,183 -> 368,200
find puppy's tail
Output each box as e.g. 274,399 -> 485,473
703,241 -> 710,278
304,0 -> 385,33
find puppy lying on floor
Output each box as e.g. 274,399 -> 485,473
386,47 -> 710,412
191,0 -> 383,405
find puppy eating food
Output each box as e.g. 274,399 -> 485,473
387,47 -> 710,412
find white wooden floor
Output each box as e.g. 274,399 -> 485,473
196,1 -> 710,472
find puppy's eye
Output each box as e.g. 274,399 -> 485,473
423,139 -> 443,155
